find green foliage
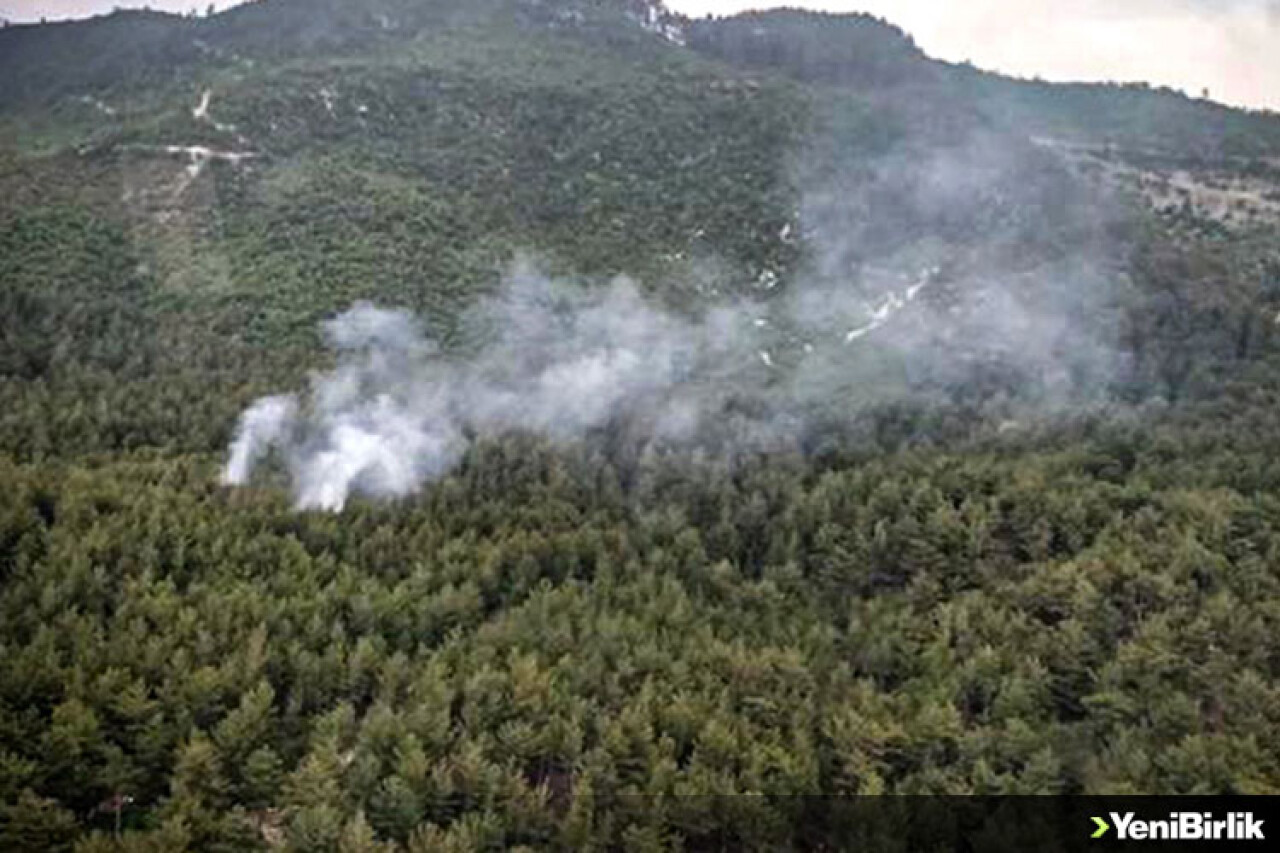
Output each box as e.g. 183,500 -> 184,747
686,9 -> 930,87
2,431 -> 1280,845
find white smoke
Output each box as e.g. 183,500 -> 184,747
221,395 -> 297,486
221,263 -> 776,510
222,123 -> 1135,512
222,240 -> 1130,511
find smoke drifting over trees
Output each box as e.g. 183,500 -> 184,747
222,114 -> 1137,511
225,217 -> 1129,512
223,266 -> 766,509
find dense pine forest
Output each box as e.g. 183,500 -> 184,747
3,1 -> 1280,849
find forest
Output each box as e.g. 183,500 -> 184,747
3,1 -> 1280,850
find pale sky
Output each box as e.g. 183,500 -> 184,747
675,0 -> 1280,111
1,0 -> 1277,111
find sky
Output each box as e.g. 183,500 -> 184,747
1,0 -> 1277,111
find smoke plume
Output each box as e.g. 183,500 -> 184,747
222,395 -> 297,487
223,126 -> 1133,511
222,262 -> 769,510
223,251 -> 1125,512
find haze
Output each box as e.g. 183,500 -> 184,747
676,0 -> 1280,112
1,0 -> 1276,112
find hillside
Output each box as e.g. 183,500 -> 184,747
3,2 -> 1280,849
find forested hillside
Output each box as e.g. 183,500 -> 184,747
3,1 -> 1280,849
